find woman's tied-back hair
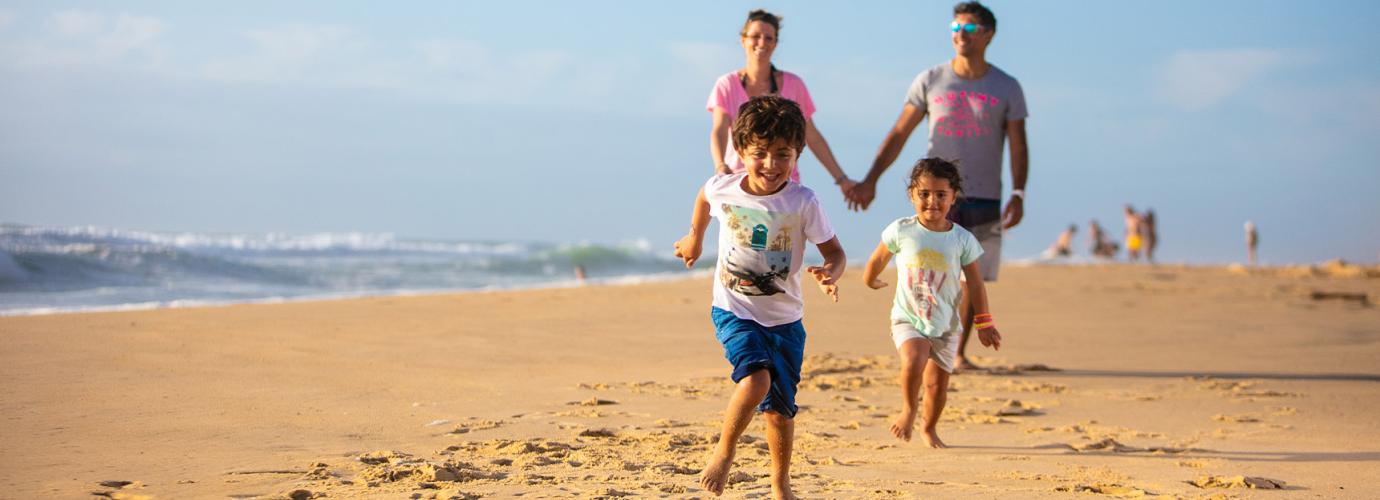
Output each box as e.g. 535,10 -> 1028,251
732,95 -> 806,153
907,157 -> 965,196
953,1 -> 996,31
742,9 -> 782,35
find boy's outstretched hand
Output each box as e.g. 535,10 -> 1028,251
806,265 -> 840,302
673,234 -> 702,268
866,278 -> 888,290
977,326 -> 1002,351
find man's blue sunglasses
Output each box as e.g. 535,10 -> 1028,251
951,22 -> 989,34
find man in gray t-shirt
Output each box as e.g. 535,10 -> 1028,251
849,1 -> 1028,371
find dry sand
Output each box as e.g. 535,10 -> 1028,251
2,264 -> 1378,499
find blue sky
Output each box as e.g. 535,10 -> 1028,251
2,1 -> 1378,265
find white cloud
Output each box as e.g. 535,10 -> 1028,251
668,41 -> 737,79
1158,48 -> 1302,111
0,10 -> 165,69
201,24 -> 359,84
106,14 -> 165,53
51,9 -> 105,38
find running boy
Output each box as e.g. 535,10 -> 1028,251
862,158 -> 1002,448
674,95 -> 846,499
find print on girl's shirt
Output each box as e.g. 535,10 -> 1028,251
903,248 -> 951,320
932,90 -> 999,138
718,203 -> 796,297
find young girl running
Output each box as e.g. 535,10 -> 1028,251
861,158 -> 1003,448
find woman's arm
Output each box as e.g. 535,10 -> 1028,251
710,108 -> 733,176
804,119 -> 855,194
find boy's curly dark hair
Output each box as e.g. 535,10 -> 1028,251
732,95 -> 806,154
907,157 -> 964,195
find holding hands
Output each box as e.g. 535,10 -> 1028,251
845,179 -> 877,212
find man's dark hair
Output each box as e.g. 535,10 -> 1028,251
953,1 -> 996,31
742,9 -> 782,36
732,95 -> 806,153
907,157 -> 965,196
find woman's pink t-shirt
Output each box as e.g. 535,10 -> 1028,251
706,70 -> 816,183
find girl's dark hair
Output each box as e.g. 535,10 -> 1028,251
742,9 -> 782,35
907,157 -> 964,195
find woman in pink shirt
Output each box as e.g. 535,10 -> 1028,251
707,10 -> 856,201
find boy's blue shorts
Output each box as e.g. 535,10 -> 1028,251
711,307 -> 806,419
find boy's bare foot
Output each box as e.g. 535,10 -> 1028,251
700,450 -> 734,496
920,428 -> 948,449
890,408 -> 917,441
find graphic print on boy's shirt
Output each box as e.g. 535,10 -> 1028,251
903,248 -> 951,320
718,203 -> 796,297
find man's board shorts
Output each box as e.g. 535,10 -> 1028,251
1127,234 -> 1143,251
711,307 -> 806,418
948,198 -> 1002,281
890,319 -> 959,373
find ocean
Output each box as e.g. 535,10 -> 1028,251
0,224 -> 698,316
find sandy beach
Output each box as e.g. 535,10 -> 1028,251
2,264 -> 1378,499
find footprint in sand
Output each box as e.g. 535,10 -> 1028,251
1188,475 -> 1287,489
1055,483 -> 1157,496
569,397 -> 619,406
993,399 -> 1043,417
447,418 -> 504,434
1211,413 -> 1261,423
1039,438 -> 1198,454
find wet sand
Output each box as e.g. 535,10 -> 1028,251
2,264 -> 1378,498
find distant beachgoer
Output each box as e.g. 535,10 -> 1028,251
862,158 -> 1002,448
1089,219 -> 1118,258
847,1 -> 1028,372
574,265 -> 587,283
674,96 -> 846,499
1142,208 -> 1157,263
1245,221 -> 1259,266
707,10 -> 855,199
1043,224 -> 1077,258
1124,205 -> 1144,262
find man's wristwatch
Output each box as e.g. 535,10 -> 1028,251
1011,189 -> 1025,200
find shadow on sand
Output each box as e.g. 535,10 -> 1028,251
1030,369 -> 1380,383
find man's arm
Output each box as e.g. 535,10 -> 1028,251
849,104 -> 926,211
709,109 -> 733,176
1003,119 -> 1028,229
673,188 -> 711,268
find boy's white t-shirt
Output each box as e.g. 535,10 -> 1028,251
883,216 -> 983,337
705,173 -> 835,327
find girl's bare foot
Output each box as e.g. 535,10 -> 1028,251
920,428 -> 947,449
772,482 -> 798,500
700,450 -> 734,496
890,408 -> 917,441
